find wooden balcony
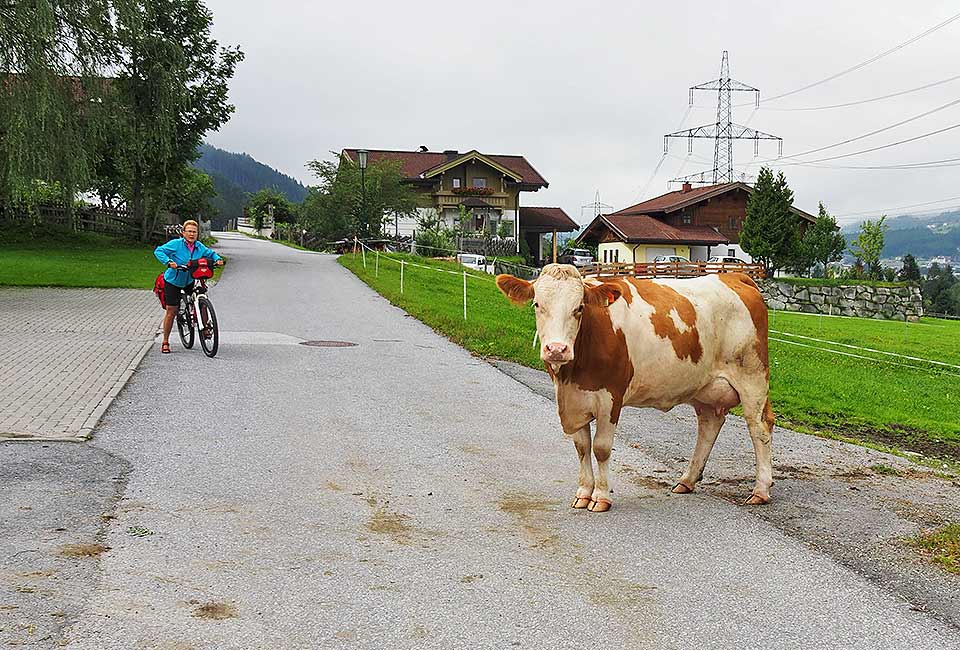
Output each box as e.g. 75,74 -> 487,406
433,191 -> 509,209
586,261 -> 765,280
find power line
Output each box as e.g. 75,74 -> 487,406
758,73 -> 960,111
778,155 -> 960,170
760,11 -> 960,104
836,195 -> 960,218
773,121 -> 960,165
778,96 -> 960,161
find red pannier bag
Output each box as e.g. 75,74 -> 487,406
153,273 -> 167,308
192,258 -> 214,279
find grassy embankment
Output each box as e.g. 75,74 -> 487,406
0,229 -> 224,288
340,251 -> 960,461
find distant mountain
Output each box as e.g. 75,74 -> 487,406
192,143 -> 308,219
841,209 -> 960,260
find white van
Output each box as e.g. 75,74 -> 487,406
456,253 -> 490,273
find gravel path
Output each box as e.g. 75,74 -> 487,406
2,232 -> 957,649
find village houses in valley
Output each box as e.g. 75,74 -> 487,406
340,148 -> 578,265
577,181 -> 817,264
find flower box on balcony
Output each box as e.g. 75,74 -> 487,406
451,186 -> 495,196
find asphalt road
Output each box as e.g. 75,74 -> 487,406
2,232 -> 958,649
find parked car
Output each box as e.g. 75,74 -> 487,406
653,255 -> 690,263
707,255 -> 746,264
558,248 -> 595,268
456,253 -> 490,273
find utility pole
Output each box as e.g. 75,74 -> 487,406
664,51 -> 782,186
580,190 -> 613,222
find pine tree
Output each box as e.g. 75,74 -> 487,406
800,203 -> 846,276
898,253 -> 921,282
741,167 -> 802,276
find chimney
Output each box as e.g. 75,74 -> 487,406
443,149 -> 459,161
681,182 -> 692,193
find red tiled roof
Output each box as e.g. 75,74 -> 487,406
612,181 -> 816,223
611,183 -> 742,215
341,149 -> 548,187
582,214 -> 728,245
519,207 -> 578,233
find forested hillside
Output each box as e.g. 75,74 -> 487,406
193,144 -> 307,219
844,211 -> 960,259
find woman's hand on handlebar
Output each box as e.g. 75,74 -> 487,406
215,259 -> 224,266
168,261 -> 178,269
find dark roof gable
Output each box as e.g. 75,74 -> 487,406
341,148 -> 548,188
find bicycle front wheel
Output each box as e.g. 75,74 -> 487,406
197,295 -> 219,358
177,297 -> 195,349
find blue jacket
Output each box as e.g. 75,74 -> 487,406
154,238 -> 222,288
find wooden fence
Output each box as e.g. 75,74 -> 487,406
586,261 -> 766,280
1,204 -> 167,240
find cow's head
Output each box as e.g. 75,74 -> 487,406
496,263 -> 622,367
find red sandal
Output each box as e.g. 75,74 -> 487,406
161,341 -> 171,354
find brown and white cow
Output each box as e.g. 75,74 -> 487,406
496,264 -> 774,512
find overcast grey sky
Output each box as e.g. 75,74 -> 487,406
202,0 -> 960,227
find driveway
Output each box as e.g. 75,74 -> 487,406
1,232 -> 957,649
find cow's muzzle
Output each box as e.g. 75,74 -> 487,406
542,342 -> 573,364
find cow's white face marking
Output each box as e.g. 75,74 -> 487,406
534,273 -> 585,366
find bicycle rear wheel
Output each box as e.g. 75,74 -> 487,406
177,296 -> 195,349
197,295 -> 219,358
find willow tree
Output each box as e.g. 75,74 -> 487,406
108,0 -> 243,240
0,1 -> 114,209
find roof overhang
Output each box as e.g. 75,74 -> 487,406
422,150 -> 523,182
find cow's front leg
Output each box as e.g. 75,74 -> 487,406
571,425 -> 594,509
588,415 -> 617,512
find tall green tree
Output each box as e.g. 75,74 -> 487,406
246,187 -> 294,231
107,0 -> 242,240
898,253 -> 922,282
799,202 -> 846,276
740,167 -> 802,276
0,1 -> 115,207
850,215 -> 888,280
923,263 -> 958,315
302,155 -> 417,240
164,166 -> 215,219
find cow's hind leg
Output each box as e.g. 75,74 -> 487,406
571,425 -> 594,509
588,416 -> 617,512
741,389 -> 775,505
673,402 -> 726,495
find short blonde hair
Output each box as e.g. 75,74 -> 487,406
182,220 -> 199,232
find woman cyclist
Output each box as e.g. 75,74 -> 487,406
154,220 -> 224,354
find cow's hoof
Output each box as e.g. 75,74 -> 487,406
671,482 -> 694,494
588,498 -> 612,513
571,496 -> 592,509
744,493 -> 770,505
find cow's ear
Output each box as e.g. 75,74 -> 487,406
496,274 -> 535,305
584,283 -> 622,307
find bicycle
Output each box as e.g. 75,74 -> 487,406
174,259 -> 220,358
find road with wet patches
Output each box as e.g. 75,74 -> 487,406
2,232 -> 959,649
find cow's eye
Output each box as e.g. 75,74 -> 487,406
575,304 -> 584,316
533,302 -> 539,309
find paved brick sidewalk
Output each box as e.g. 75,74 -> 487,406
0,287 -> 158,440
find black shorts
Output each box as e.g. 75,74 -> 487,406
163,281 -> 194,308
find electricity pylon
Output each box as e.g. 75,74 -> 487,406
664,51 -> 782,185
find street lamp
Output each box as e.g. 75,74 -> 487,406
357,149 -> 368,241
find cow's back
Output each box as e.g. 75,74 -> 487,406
588,273 -> 767,408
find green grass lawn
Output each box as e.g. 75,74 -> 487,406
0,230 -> 225,288
341,252 -> 960,460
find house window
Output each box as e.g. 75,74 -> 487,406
728,248 -> 736,257
729,216 -> 739,230
472,178 -> 486,189
452,178 -> 461,189
603,249 -> 609,263
614,249 -> 619,263
682,213 -> 692,225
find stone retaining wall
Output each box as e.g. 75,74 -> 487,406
758,280 -> 923,322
